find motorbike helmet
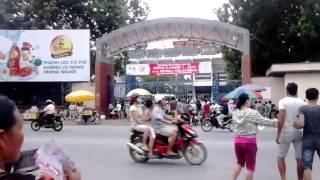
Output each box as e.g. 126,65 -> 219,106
154,95 -> 165,104
45,99 -> 53,105
130,94 -> 139,105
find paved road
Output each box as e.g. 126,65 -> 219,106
23,121 -> 320,180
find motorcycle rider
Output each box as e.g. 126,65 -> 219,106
42,99 -> 56,125
151,96 -> 178,156
128,94 -> 150,151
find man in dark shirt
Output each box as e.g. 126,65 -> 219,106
169,97 -> 177,118
294,88 -> 320,180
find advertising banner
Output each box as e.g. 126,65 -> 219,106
0,30 -> 90,82
127,45 -> 220,59
126,62 -> 212,75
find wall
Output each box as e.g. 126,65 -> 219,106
72,82 -> 95,109
95,61 -> 114,115
251,77 -> 285,105
212,58 -> 226,73
285,72 -> 320,100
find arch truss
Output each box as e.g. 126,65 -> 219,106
96,17 -> 251,83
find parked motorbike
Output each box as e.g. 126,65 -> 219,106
31,112 -> 63,132
77,111 -> 101,125
127,119 -> 207,165
188,107 -> 199,126
201,112 -> 234,132
178,108 -> 199,127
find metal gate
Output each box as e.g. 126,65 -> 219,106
114,76 -> 241,102
135,81 -> 194,102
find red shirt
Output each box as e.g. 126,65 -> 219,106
204,104 -> 210,113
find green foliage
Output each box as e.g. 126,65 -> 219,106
0,0 -> 149,74
221,47 -> 242,80
217,0 -> 320,77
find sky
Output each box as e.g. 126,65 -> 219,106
142,0 -> 229,48
143,0 -> 228,20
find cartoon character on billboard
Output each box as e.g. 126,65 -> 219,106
50,35 -> 73,58
0,41 -> 43,79
21,42 -> 34,67
8,43 -> 21,76
19,42 -> 40,77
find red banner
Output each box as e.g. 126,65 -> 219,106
149,63 -> 199,75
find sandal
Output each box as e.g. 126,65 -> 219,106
142,146 -> 149,151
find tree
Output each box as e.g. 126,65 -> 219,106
221,47 -> 242,80
216,3 -> 242,79
217,0 -> 320,77
0,0 -> 149,75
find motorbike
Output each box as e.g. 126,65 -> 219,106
201,112 -> 234,132
177,107 -> 199,127
188,107 -> 199,126
31,112 -> 64,132
127,118 -> 207,165
77,111 -> 101,125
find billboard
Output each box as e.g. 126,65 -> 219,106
0,30 -> 90,82
127,45 -> 220,59
126,62 -> 212,75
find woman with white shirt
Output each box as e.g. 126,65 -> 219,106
129,94 -> 149,151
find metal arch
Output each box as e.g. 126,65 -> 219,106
96,17 -> 250,63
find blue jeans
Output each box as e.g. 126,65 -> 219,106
302,136 -> 320,170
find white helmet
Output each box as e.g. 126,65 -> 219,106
46,99 -> 53,104
154,95 -> 165,104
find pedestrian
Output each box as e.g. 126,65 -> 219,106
121,99 -> 125,118
0,95 -> 81,180
222,99 -> 229,115
270,104 -> 277,118
108,103 -> 114,119
177,99 -> 184,115
169,97 -> 177,118
255,101 -> 262,114
203,100 -> 210,118
69,103 -> 77,120
294,88 -> 320,180
196,99 -> 202,118
228,100 -> 235,115
182,101 -> 190,116
231,93 -> 278,180
116,101 -> 122,119
196,99 -> 202,112
264,101 -> 271,118
277,82 -> 306,180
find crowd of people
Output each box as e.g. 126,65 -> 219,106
108,98 -> 126,119
252,100 -> 277,118
1,82 -> 320,179
67,103 -> 100,124
230,82 -> 320,180
127,82 -> 320,180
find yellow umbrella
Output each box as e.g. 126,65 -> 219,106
65,90 -> 95,102
126,88 -> 152,97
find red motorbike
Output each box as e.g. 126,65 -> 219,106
127,119 -> 207,165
